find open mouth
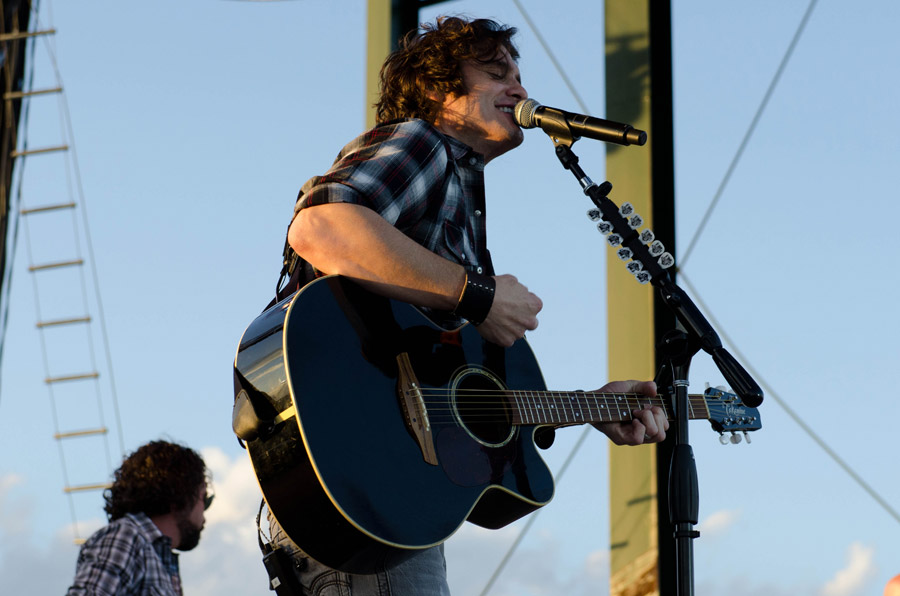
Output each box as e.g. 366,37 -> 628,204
497,105 -> 518,125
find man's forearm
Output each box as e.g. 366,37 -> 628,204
289,202 -> 466,310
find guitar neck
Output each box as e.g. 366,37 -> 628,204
507,390 -> 709,427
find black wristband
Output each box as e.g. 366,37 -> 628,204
452,272 -> 495,325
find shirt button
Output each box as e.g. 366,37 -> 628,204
461,253 -> 467,261
474,210 -> 482,217
476,267 -> 483,274
468,156 -> 477,165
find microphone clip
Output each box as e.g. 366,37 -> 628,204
535,106 -> 579,147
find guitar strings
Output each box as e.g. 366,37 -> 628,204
392,390 -> 709,423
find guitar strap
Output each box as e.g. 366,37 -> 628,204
271,126 -> 456,310
270,229 -> 305,309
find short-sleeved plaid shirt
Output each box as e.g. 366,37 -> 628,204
295,119 -> 494,280
67,512 -> 182,596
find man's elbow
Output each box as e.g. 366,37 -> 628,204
288,209 -> 319,260
288,207 -> 349,275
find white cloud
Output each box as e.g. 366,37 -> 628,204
0,473 -> 23,492
697,508 -> 741,538
0,473 -> 26,536
0,473 -> 79,595
7,453 -> 875,596
0,449 -> 271,596
179,446 -> 271,595
820,542 -> 876,596
583,549 -> 610,582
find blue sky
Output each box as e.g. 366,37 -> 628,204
2,1 -> 899,595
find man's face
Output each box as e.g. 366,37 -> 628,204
174,485 -> 207,551
434,48 -> 527,163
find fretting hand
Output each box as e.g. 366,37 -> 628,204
592,380 -> 668,445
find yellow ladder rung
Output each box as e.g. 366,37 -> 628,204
55,427 -> 108,440
4,87 -> 62,100
12,144 -> 69,158
21,201 -> 76,215
45,372 -> 99,384
28,258 -> 83,272
37,316 -> 91,328
64,482 -> 112,494
0,28 -> 56,42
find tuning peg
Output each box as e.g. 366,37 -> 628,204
712,386 -> 733,402
628,214 -> 643,229
607,233 -> 623,247
597,221 -> 614,235
626,261 -> 643,274
718,431 -> 745,445
743,431 -> 752,444
617,247 -> 633,261
587,208 -> 602,221
640,229 -> 655,243
648,240 -> 665,257
619,202 -> 635,216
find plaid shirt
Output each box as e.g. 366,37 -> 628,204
295,119 -> 494,279
67,512 -> 182,596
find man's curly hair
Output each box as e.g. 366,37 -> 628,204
104,440 -> 207,521
375,16 -> 519,125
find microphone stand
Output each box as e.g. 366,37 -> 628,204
548,139 -> 763,596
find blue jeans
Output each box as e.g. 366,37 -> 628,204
269,513 -> 451,596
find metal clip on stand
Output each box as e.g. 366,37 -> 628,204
550,140 -> 763,596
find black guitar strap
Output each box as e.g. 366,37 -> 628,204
271,226 -> 306,309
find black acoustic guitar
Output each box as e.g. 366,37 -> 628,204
232,275 -> 761,574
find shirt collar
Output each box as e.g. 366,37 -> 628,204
381,118 -> 483,166
444,134 -> 485,165
125,512 -> 181,576
125,512 -> 166,542
443,134 -> 470,158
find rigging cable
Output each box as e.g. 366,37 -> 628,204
9,0 -> 127,541
478,420 -> 593,596
679,0 -> 819,268
673,0 -> 900,526
473,1 -> 611,592
480,0 -> 899,593
40,3 -> 126,456
677,272 -> 900,526
0,0 -> 42,399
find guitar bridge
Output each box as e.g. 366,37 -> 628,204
396,352 -> 438,466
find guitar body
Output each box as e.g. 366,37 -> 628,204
234,276 -> 554,573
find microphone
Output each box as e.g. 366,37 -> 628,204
514,98 -> 647,146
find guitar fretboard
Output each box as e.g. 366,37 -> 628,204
507,391 -> 710,426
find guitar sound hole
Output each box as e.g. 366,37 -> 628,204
452,368 -> 513,447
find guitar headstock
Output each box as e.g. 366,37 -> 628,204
703,386 -> 762,444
